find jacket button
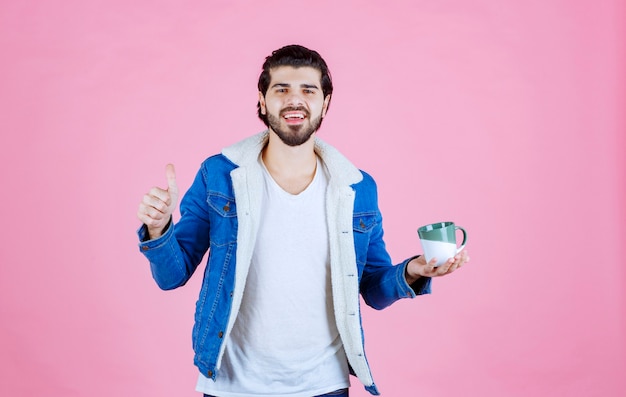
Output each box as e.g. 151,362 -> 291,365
208,370 -> 213,378
223,204 -> 230,212
218,331 -> 224,338
141,246 -> 149,251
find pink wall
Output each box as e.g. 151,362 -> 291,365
1,1 -> 624,396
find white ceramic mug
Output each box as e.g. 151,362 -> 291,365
418,221 -> 467,267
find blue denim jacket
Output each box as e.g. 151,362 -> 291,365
137,132 -> 431,395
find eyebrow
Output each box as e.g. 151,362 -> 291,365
270,83 -> 320,90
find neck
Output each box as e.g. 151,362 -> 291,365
263,130 -> 317,171
261,130 -> 318,194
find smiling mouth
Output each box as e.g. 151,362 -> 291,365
282,112 -> 306,120
281,107 -> 308,122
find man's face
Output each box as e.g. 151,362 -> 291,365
259,66 -> 330,146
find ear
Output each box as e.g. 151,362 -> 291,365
322,95 -> 331,118
258,91 -> 266,115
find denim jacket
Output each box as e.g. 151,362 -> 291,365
137,131 -> 431,395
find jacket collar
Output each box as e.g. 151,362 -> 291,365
222,130 -> 364,186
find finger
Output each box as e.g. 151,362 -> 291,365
137,206 -> 150,224
166,163 -> 178,194
446,253 -> 468,273
424,258 -> 438,274
138,210 -> 160,227
139,201 -> 167,221
142,193 -> 170,214
144,189 -> 170,211
437,263 -> 453,276
454,251 -> 469,267
446,261 -> 460,273
148,186 -> 172,206
434,257 -> 456,275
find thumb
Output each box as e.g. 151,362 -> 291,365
165,163 -> 178,193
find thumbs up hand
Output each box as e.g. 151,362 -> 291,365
137,164 -> 180,239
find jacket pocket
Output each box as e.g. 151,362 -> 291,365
207,192 -> 237,217
352,212 -> 377,265
207,192 -> 237,245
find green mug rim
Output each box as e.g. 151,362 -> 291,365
417,222 -> 467,251
418,221 -> 454,233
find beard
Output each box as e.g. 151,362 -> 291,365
266,107 -> 324,147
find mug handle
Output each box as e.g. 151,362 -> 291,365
455,226 -> 467,253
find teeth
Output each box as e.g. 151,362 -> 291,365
284,113 -> 305,119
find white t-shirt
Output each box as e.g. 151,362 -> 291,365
196,158 -> 350,397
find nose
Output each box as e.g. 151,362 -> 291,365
286,92 -> 304,107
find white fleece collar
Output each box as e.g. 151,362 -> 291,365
221,130 -> 364,186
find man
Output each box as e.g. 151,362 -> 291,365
137,44 -> 469,397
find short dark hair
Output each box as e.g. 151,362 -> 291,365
257,44 -> 333,126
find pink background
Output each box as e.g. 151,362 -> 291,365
1,1 -> 624,396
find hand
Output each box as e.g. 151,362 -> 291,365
137,164 -> 179,239
405,250 -> 470,284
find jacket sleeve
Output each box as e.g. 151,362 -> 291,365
137,166 -> 212,290
359,216 -> 432,309
356,172 -> 432,310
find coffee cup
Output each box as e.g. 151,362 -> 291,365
418,222 -> 467,267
